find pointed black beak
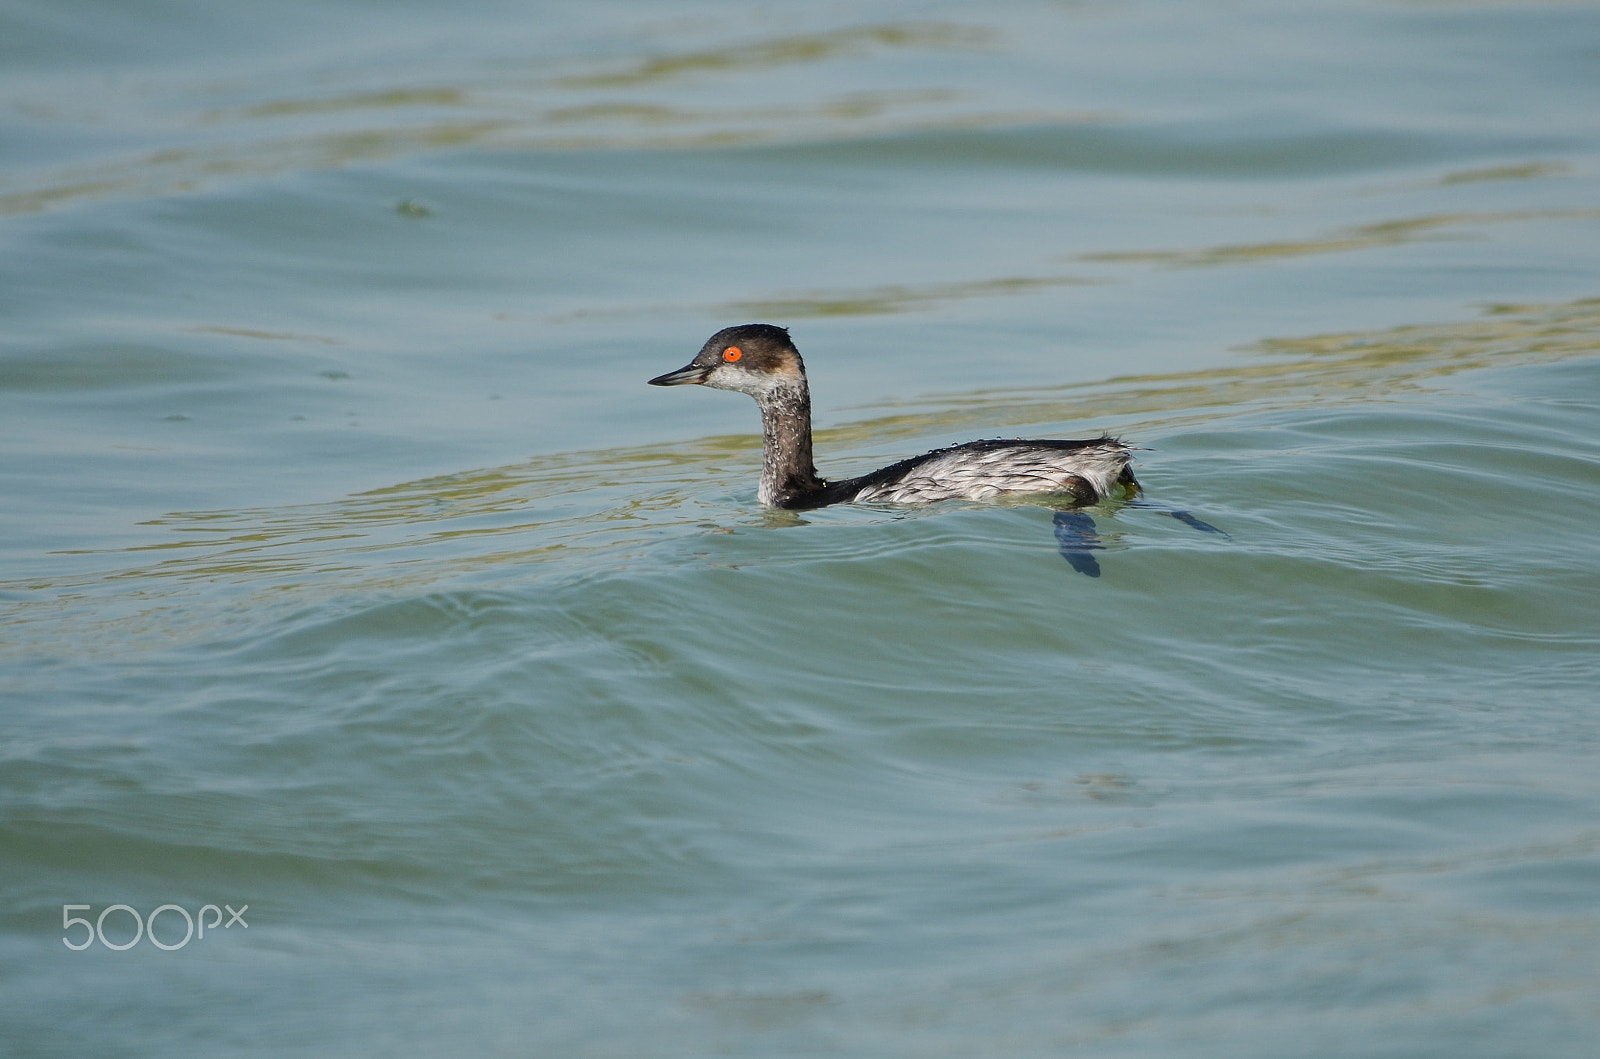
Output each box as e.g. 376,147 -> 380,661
648,362 -> 710,386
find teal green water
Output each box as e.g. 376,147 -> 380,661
4,1 -> 1600,1055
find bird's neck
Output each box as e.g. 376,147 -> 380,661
755,380 -> 826,507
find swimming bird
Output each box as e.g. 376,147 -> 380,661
649,324 -> 1140,512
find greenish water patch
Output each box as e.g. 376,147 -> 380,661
551,22 -> 994,89
6,297 -> 1597,662
1080,209 -> 1600,269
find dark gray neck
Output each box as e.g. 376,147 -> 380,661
755,381 -> 826,507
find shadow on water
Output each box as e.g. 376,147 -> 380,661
1050,509 -> 1104,577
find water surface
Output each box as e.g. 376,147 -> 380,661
3,1 -> 1599,1055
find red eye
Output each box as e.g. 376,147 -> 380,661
723,346 -> 742,362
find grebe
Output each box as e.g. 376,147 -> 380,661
649,323 -> 1140,510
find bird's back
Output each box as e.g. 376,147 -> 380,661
829,437 -> 1137,506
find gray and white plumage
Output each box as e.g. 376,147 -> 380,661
648,323 -> 1138,511
843,438 -> 1134,505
